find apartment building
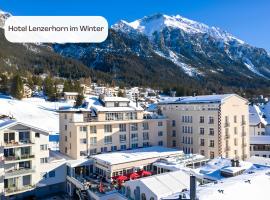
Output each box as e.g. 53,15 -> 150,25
159,94 -> 249,160
59,96 -> 167,159
0,117 -> 50,198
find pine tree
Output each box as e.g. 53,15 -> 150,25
0,74 -> 9,94
43,77 -> 55,100
10,75 -> 23,99
75,93 -> 84,107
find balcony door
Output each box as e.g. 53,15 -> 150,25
19,131 -> 30,143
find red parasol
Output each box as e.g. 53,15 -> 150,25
129,172 -> 140,180
138,170 -> 152,177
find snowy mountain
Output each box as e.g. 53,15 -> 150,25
0,9 -> 11,28
53,13 -> 270,90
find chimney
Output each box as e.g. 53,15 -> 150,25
190,175 -> 196,200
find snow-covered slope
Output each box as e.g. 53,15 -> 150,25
113,14 -> 243,44
0,9 -> 11,28
0,96 -> 72,133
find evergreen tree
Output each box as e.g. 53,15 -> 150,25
75,93 -> 84,107
10,75 -> 23,99
0,74 -> 9,94
118,90 -> 125,97
43,77 -> 55,100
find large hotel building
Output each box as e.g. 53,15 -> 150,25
159,94 -> 250,160
59,96 -> 168,159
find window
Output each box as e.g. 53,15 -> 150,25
143,132 -> 149,140
209,140 -> 215,147
234,127 -> 238,135
35,132 -> 40,138
119,134 -> 126,143
200,128 -> 204,135
172,120 -> 176,127
234,138 -> 238,146
234,115 -> 237,123
101,147 -> 108,152
64,114 -> 67,119
23,175 -> 31,186
90,137 -> 97,145
49,171 -> 55,178
65,147 -> 67,153
90,148 -> 97,155
172,140 -> 176,147
40,157 -> 48,164
158,131 -> 163,136
209,116 -> 214,124
111,146 -> 117,151
141,193 -> 146,200
119,124 -> 126,132
80,138 -> 87,144
200,116 -> 204,123
143,122 -> 149,130
64,125 -> 67,131
80,126 -> 87,132
131,123 -> 138,131
90,126 -> 97,134
4,133 -> 13,145
200,139 -> 205,146
158,121 -> 163,126
158,141 -> 163,146
210,151 -> 215,159
200,150 -> 205,156
131,143 -> 138,149
120,145 -> 126,150
104,125 -> 112,133
172,130 -> 176,137
40,144 -> 48,151
209,128 -> 214,136
182,116 -> 192,123
104,136 -> 112,144
105,112 -> 124,121
65,136 -> 67,142
131,133 -> 138,142
80,151 -> 87,156
143,142 -> 149,147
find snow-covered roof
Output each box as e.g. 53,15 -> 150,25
86,96 -> 143,112
91,146 -> 183,165
249,105 -> 267,126
125,170 -> 191,199
250,136 -> 270,145
159,94 -> 243,105
247,156 -> 270,167
193,170 -> 270,200
103,97 -> 130,102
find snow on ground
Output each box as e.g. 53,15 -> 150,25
0,96 -> 73,133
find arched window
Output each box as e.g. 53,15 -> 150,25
141,193 -> 146,200
150,197 -> 154,200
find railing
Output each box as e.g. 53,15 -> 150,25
3,140 -> 35,147
5,154 -> 35,162
5,185 -> 34,194
5,168 -> 35,178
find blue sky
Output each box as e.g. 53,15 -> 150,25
1,0 -> 270,51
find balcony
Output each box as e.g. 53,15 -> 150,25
5,185 -> 34,195
3,140 -> 35,148
5,154 -> 35,163
5,168 -> 35,179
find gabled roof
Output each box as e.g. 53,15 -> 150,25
0,118 -> 50,134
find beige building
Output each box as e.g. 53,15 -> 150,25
59,96 -> 168,159
159,94 -> 249,160
0,117 -> 50,197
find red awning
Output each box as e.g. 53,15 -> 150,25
139,170 -> 152,177
129,172 -> 140,180
116,175 -> 128,182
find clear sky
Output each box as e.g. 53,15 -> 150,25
1,0 -> 270,51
